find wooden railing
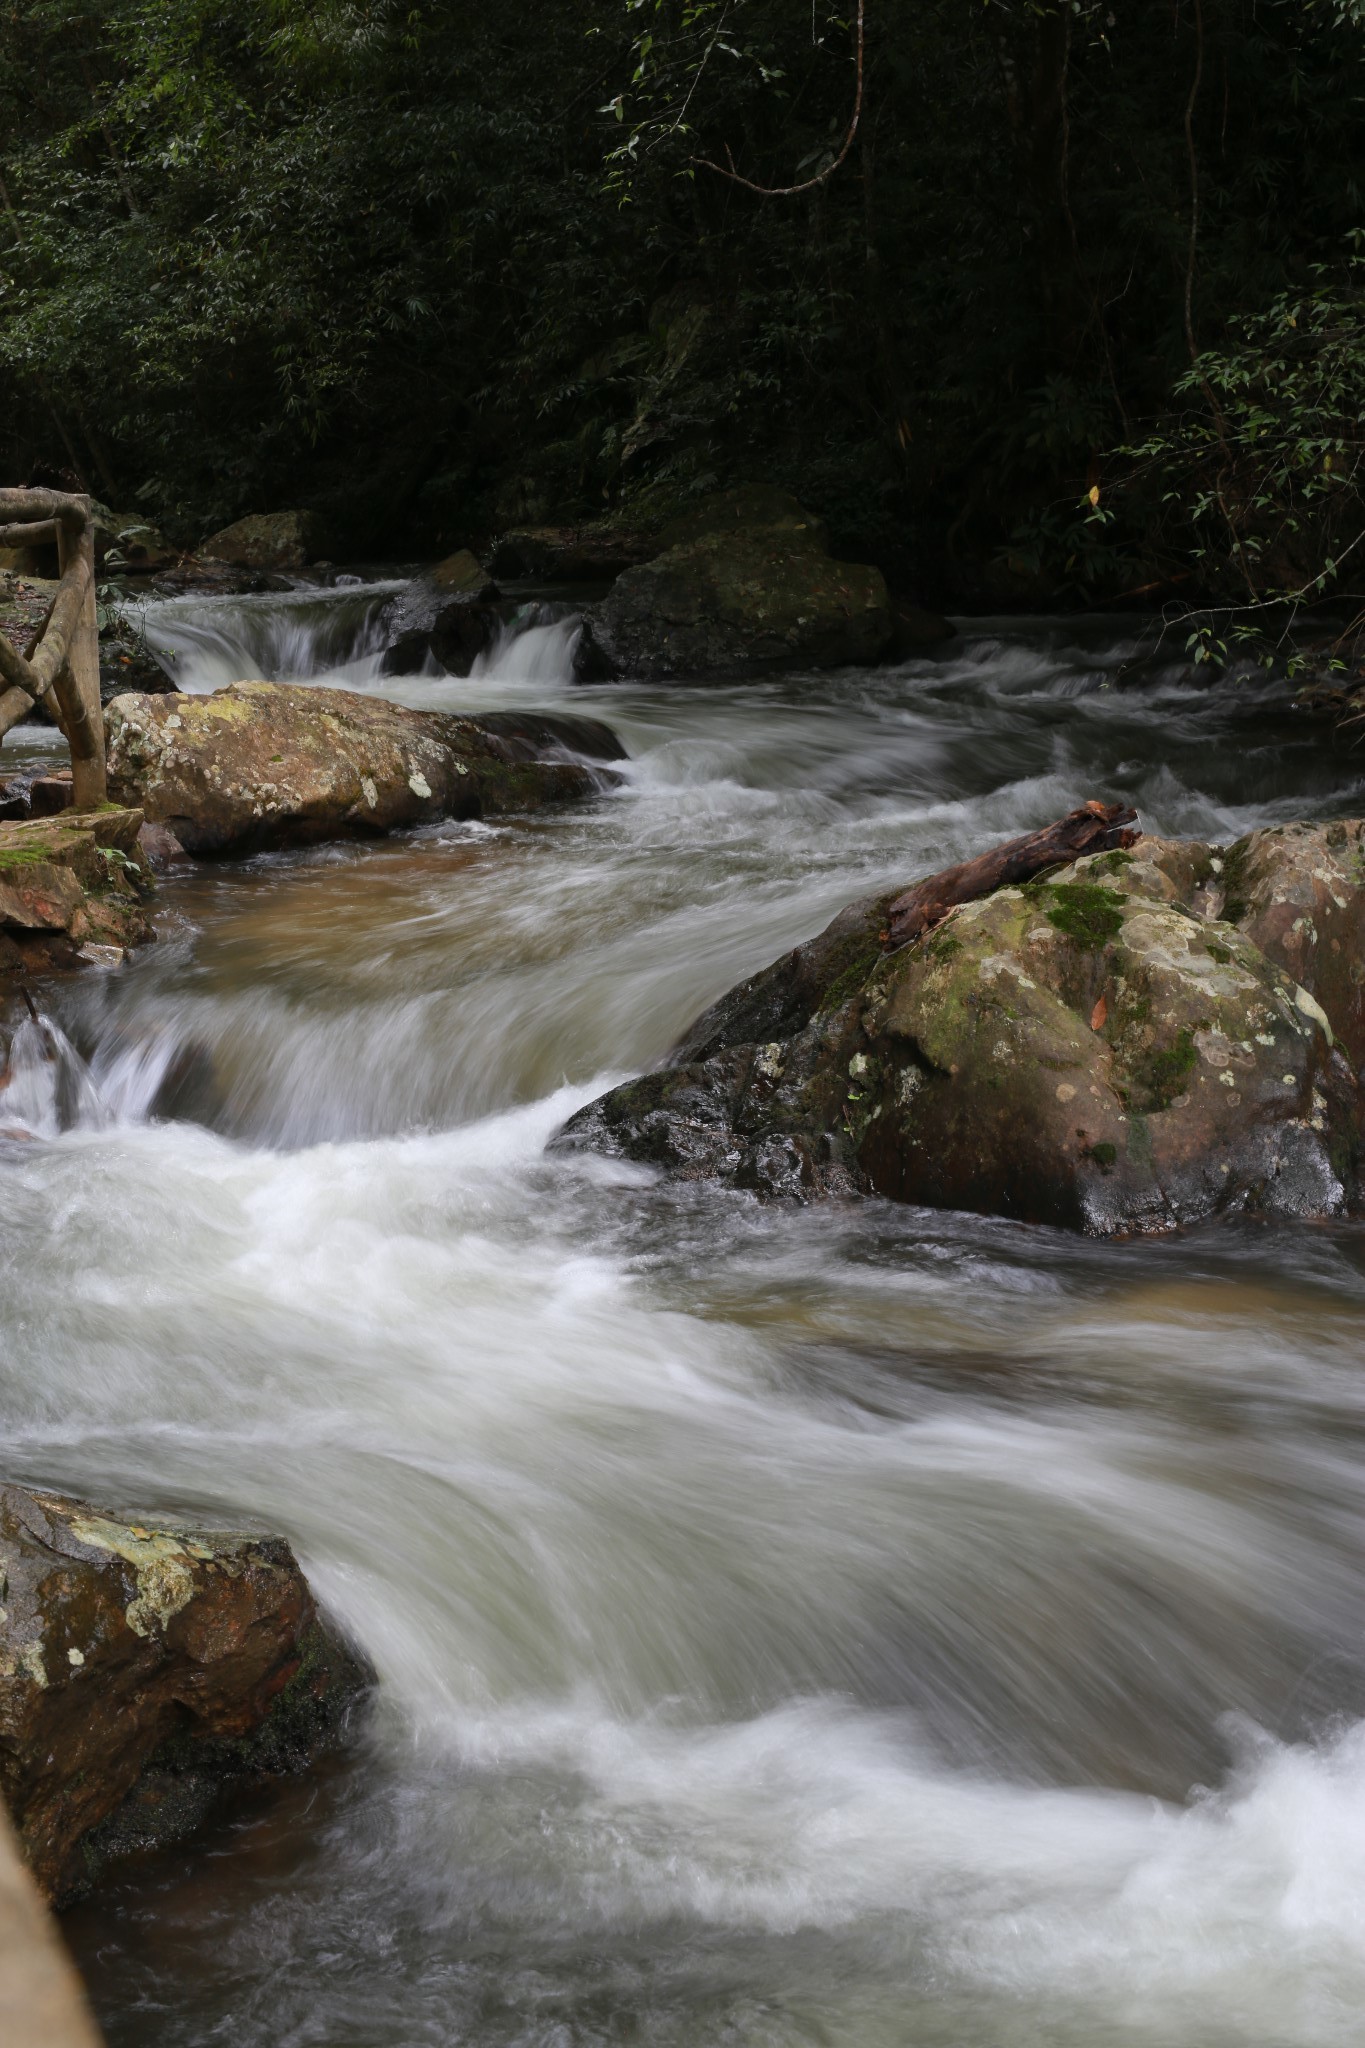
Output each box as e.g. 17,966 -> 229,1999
0,488 -> 105,808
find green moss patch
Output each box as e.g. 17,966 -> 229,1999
1138,1026 -> 1198,1108
1044,881 -> 1127,952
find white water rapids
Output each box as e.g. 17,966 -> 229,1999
5,585 -> 1365,2045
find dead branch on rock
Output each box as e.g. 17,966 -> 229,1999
883,800 -> 1140,951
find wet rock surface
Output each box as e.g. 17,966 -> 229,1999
557,826 -> 1365,1234
376,569 -> 500,678
105,682 -> 624,855
0,1484 -> 370,1904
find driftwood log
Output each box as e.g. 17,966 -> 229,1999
0,488 -> 104,807
883,799 -> 1140,951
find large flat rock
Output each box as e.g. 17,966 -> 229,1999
106,682 -> 625,855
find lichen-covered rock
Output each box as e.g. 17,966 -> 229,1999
597,528 -> 893,679
200,510 -> 318,570
0,810 -> 153,957
0,1485 -> 371,1903
105,683 -> 625,855
1225,818 -> 1365,1077
557,831 -> 1365,1234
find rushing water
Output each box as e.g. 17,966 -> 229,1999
5,588 -> 1365,2046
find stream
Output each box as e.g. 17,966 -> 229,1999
5,585 -> 1365,2045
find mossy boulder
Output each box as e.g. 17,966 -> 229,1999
597,528 -> 893,679
0,1485 -> 371,1903
200,511 -> 318,571
0,810 -> 152,955
105,682 -> 624,855
557,830 -> 1365,1234
428,548 -> 493,595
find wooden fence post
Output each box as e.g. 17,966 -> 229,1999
55,497 -> 105,810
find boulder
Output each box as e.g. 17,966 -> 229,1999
596,529 -> 894,679
378,598 -> 499,679
488,489 -> 824,588
200,511 -> 318,571
1224,819 -> 1365,1077
105,682 -> 624,855
429,548 -> 494,596
376,566 -> 504,677
0,810 -> 154,976
556,826 -> 1365,1233
0,1484 -> 370,1903
488,522 -> 657,583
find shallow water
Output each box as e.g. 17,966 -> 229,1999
6,595 -> 1365,2045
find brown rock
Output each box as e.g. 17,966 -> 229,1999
0,811 -> 153,951
105,683 -> 624,855
0,1485 -> 371,1904
26,774 -> 73,819
558,829 -> 1365,1232
1226,819 -> 1365,1078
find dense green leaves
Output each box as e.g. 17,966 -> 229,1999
1,0 -> 1363,618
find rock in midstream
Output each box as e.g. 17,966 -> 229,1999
555,822 -> 1365,1234
0,1484 -> 372,1905
105,681 -> 626,855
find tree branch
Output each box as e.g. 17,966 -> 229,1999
692,0 -> 865,197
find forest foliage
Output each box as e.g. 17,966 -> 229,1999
2,0 -> 1363,619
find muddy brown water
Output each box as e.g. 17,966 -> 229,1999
5,594 -> 1365,2045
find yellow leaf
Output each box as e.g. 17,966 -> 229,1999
1088,484 -> 1101,507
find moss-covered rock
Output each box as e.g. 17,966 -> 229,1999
200,510 -> 319,571
105,683 -> 625,855
0,810 -> 152,955
598,527 -> 893,679
557,829 -> 1365,1234
0,1485 -> 372,1904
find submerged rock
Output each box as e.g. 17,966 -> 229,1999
0,1484 -> 370,1904
200,511 -> 319,571
596,526 -> 893,679
556,827 -> 1365,1234
105,682 -> 624,855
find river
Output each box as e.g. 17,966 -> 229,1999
5,585 -> 1365,2046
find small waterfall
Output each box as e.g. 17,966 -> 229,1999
0,1013 -> 109,1137
140,583 -> 406,694
469,609 -> 583,687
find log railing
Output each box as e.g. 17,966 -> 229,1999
0,488 -> 105,809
